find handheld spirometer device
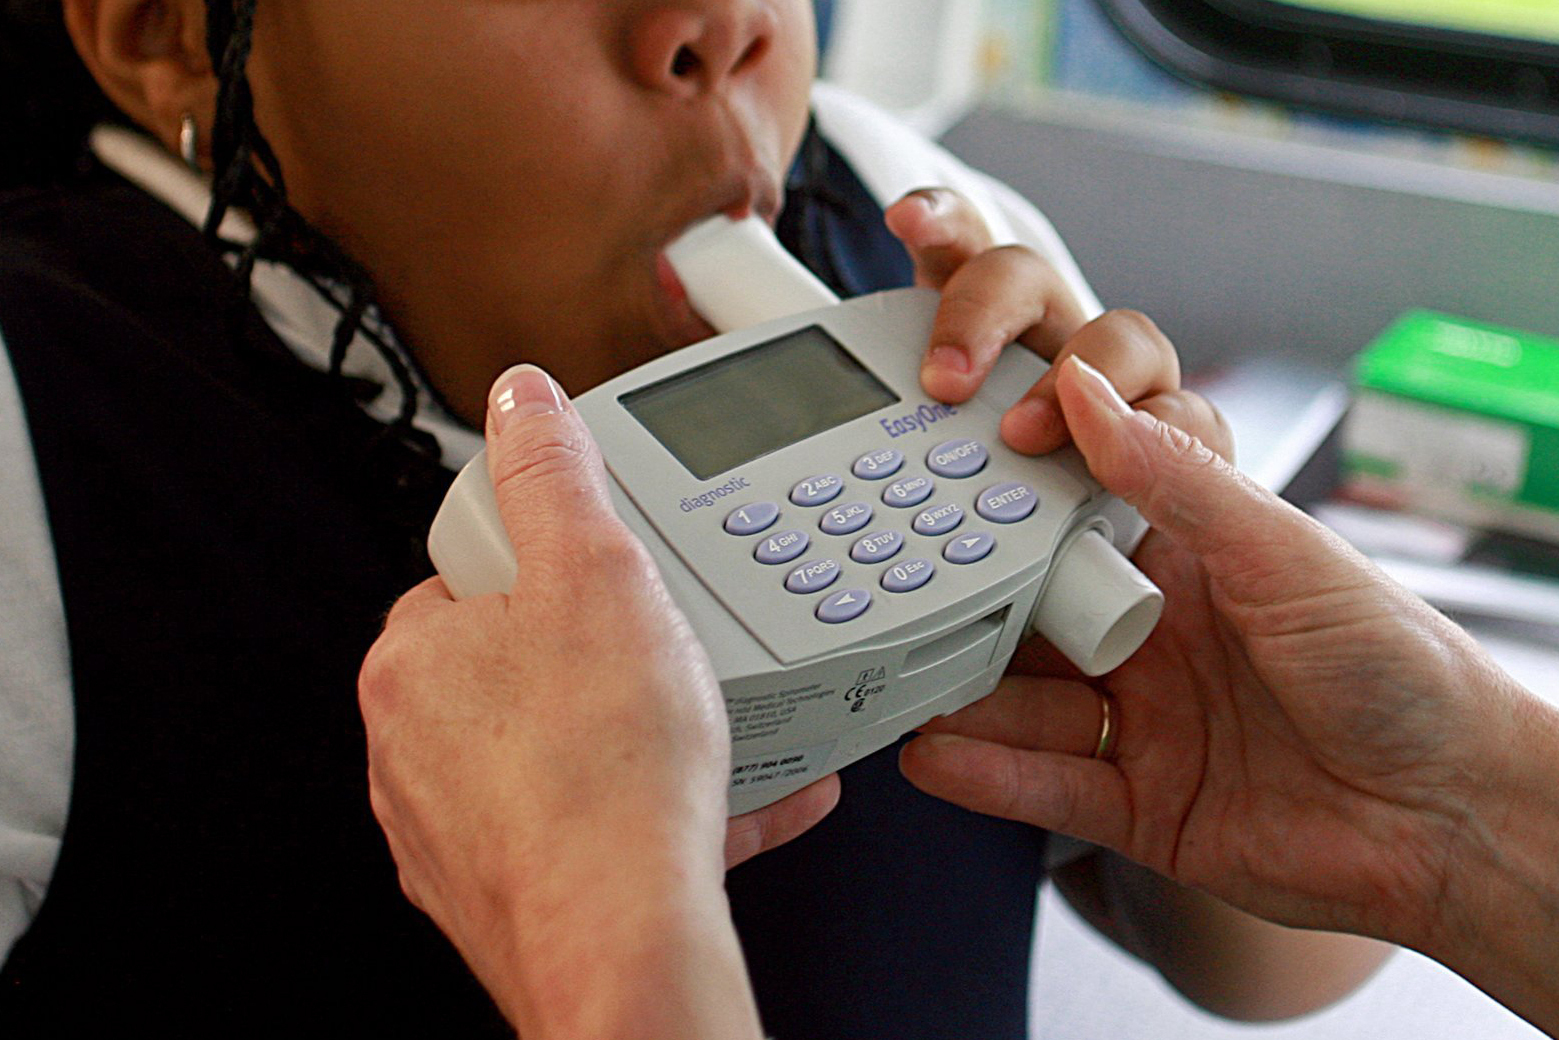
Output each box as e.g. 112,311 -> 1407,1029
428,217 -> 1162,815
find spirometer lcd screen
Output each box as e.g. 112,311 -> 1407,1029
619,325 -> 899,480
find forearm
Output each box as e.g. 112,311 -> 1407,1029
1054,851 -> 1391,1021
1426,686 -> 1559,1037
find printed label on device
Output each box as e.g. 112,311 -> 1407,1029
729,742 -> 836,792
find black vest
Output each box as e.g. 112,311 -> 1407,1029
0,139 -> 1042,1039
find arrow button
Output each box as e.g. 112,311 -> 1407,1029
943,531 -> 995,565
816,588 -> 872,624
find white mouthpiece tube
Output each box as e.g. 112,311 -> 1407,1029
1027,529 -> 1163,676
665,215 -> 840,334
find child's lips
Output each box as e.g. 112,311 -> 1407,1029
654,252 -> 718,346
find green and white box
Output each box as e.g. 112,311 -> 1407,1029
1343,311 -> 1559,541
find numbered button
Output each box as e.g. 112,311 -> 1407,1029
723,502 -> 780,536
850,530 -> 904,564
852,448 -> 904,480
975,482 -> 1038,524
790,474 -> 844,507
754,530 -> 808,565
882,475 -> 934,508
820,501 -> 873,536
943,531 -> 996,564
926,438 -> 989,479
882,558 -> 935,593
784,558 -> 841,594
816,588 -> 871,624
912,502 -> 964,536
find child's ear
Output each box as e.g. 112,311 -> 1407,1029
62,0 -> 218,163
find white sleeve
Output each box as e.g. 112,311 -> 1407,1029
0,327 -> 74,965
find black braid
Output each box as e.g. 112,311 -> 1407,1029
200,0 -> 440,451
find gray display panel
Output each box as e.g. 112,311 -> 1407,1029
619,325 -> 898,480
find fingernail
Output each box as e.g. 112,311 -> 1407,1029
926,345 -> 970,376
489,364 -> 566,431
1068,357 -> 1132,418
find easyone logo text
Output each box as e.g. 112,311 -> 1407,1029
880,402 -> 957,439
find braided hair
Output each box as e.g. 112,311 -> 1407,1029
1,0 -> 434,451
200,0 -> 438,446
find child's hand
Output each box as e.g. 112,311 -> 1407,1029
884,189 -> 1222,457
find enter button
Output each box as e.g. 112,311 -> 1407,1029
975,482 -> 1038,524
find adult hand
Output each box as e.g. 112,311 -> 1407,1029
359,365 -> 833,1037
900,354 -> 1559,1024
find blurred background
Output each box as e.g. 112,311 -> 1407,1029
815,2 -> 1558,1037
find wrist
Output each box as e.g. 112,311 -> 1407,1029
1422,677 -> 1559,1031
481,816 -> 759,1040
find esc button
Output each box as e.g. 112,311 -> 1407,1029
882,558 -> 935,593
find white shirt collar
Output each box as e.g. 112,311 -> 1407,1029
89,125 -> 485,468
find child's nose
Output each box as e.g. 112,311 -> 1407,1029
628,2 -> 777,96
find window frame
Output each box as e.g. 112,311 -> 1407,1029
1096,0 -> 1559,145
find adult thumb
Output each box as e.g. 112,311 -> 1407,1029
1054,357 -> 1362,607
483,364 -> 619,554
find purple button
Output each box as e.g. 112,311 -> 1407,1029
881,558 -> 935,593
754,529 -> 808,564
926,438 -> 989,479
943,531 -> 996,564
820,501 -> 873,536
883,475 -> 934,508
975,482 -> 1038,524
912,502 -> 964,536
816,588 -> 871,624
852,448 -> 904,480
790,474 -> 844,507
784,558 -> 841,594
850,530 -> 904,564
724,502 -> 780,536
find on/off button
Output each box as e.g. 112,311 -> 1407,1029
926,438 -> 988,479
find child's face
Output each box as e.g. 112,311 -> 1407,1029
244,0 -> 816,418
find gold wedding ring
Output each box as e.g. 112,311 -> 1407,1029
1091,691 -> 1119,761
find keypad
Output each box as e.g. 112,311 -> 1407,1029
852,448 -> 904,480
817,588 -> 871,624
755,529 -> 808,565
912,502 -> 964,537
724,502 -> 780,536
976,481 -> 1038,524
926,438 -> 988,479
718,439 -> 1014,624
882,475 -> 934,508
791,474 -> 845,507
851,530 -> 904,564
943,531 -> 996,564
785,558 -> 841,594
820,501 -> 873,536
881,558 -> 934,593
